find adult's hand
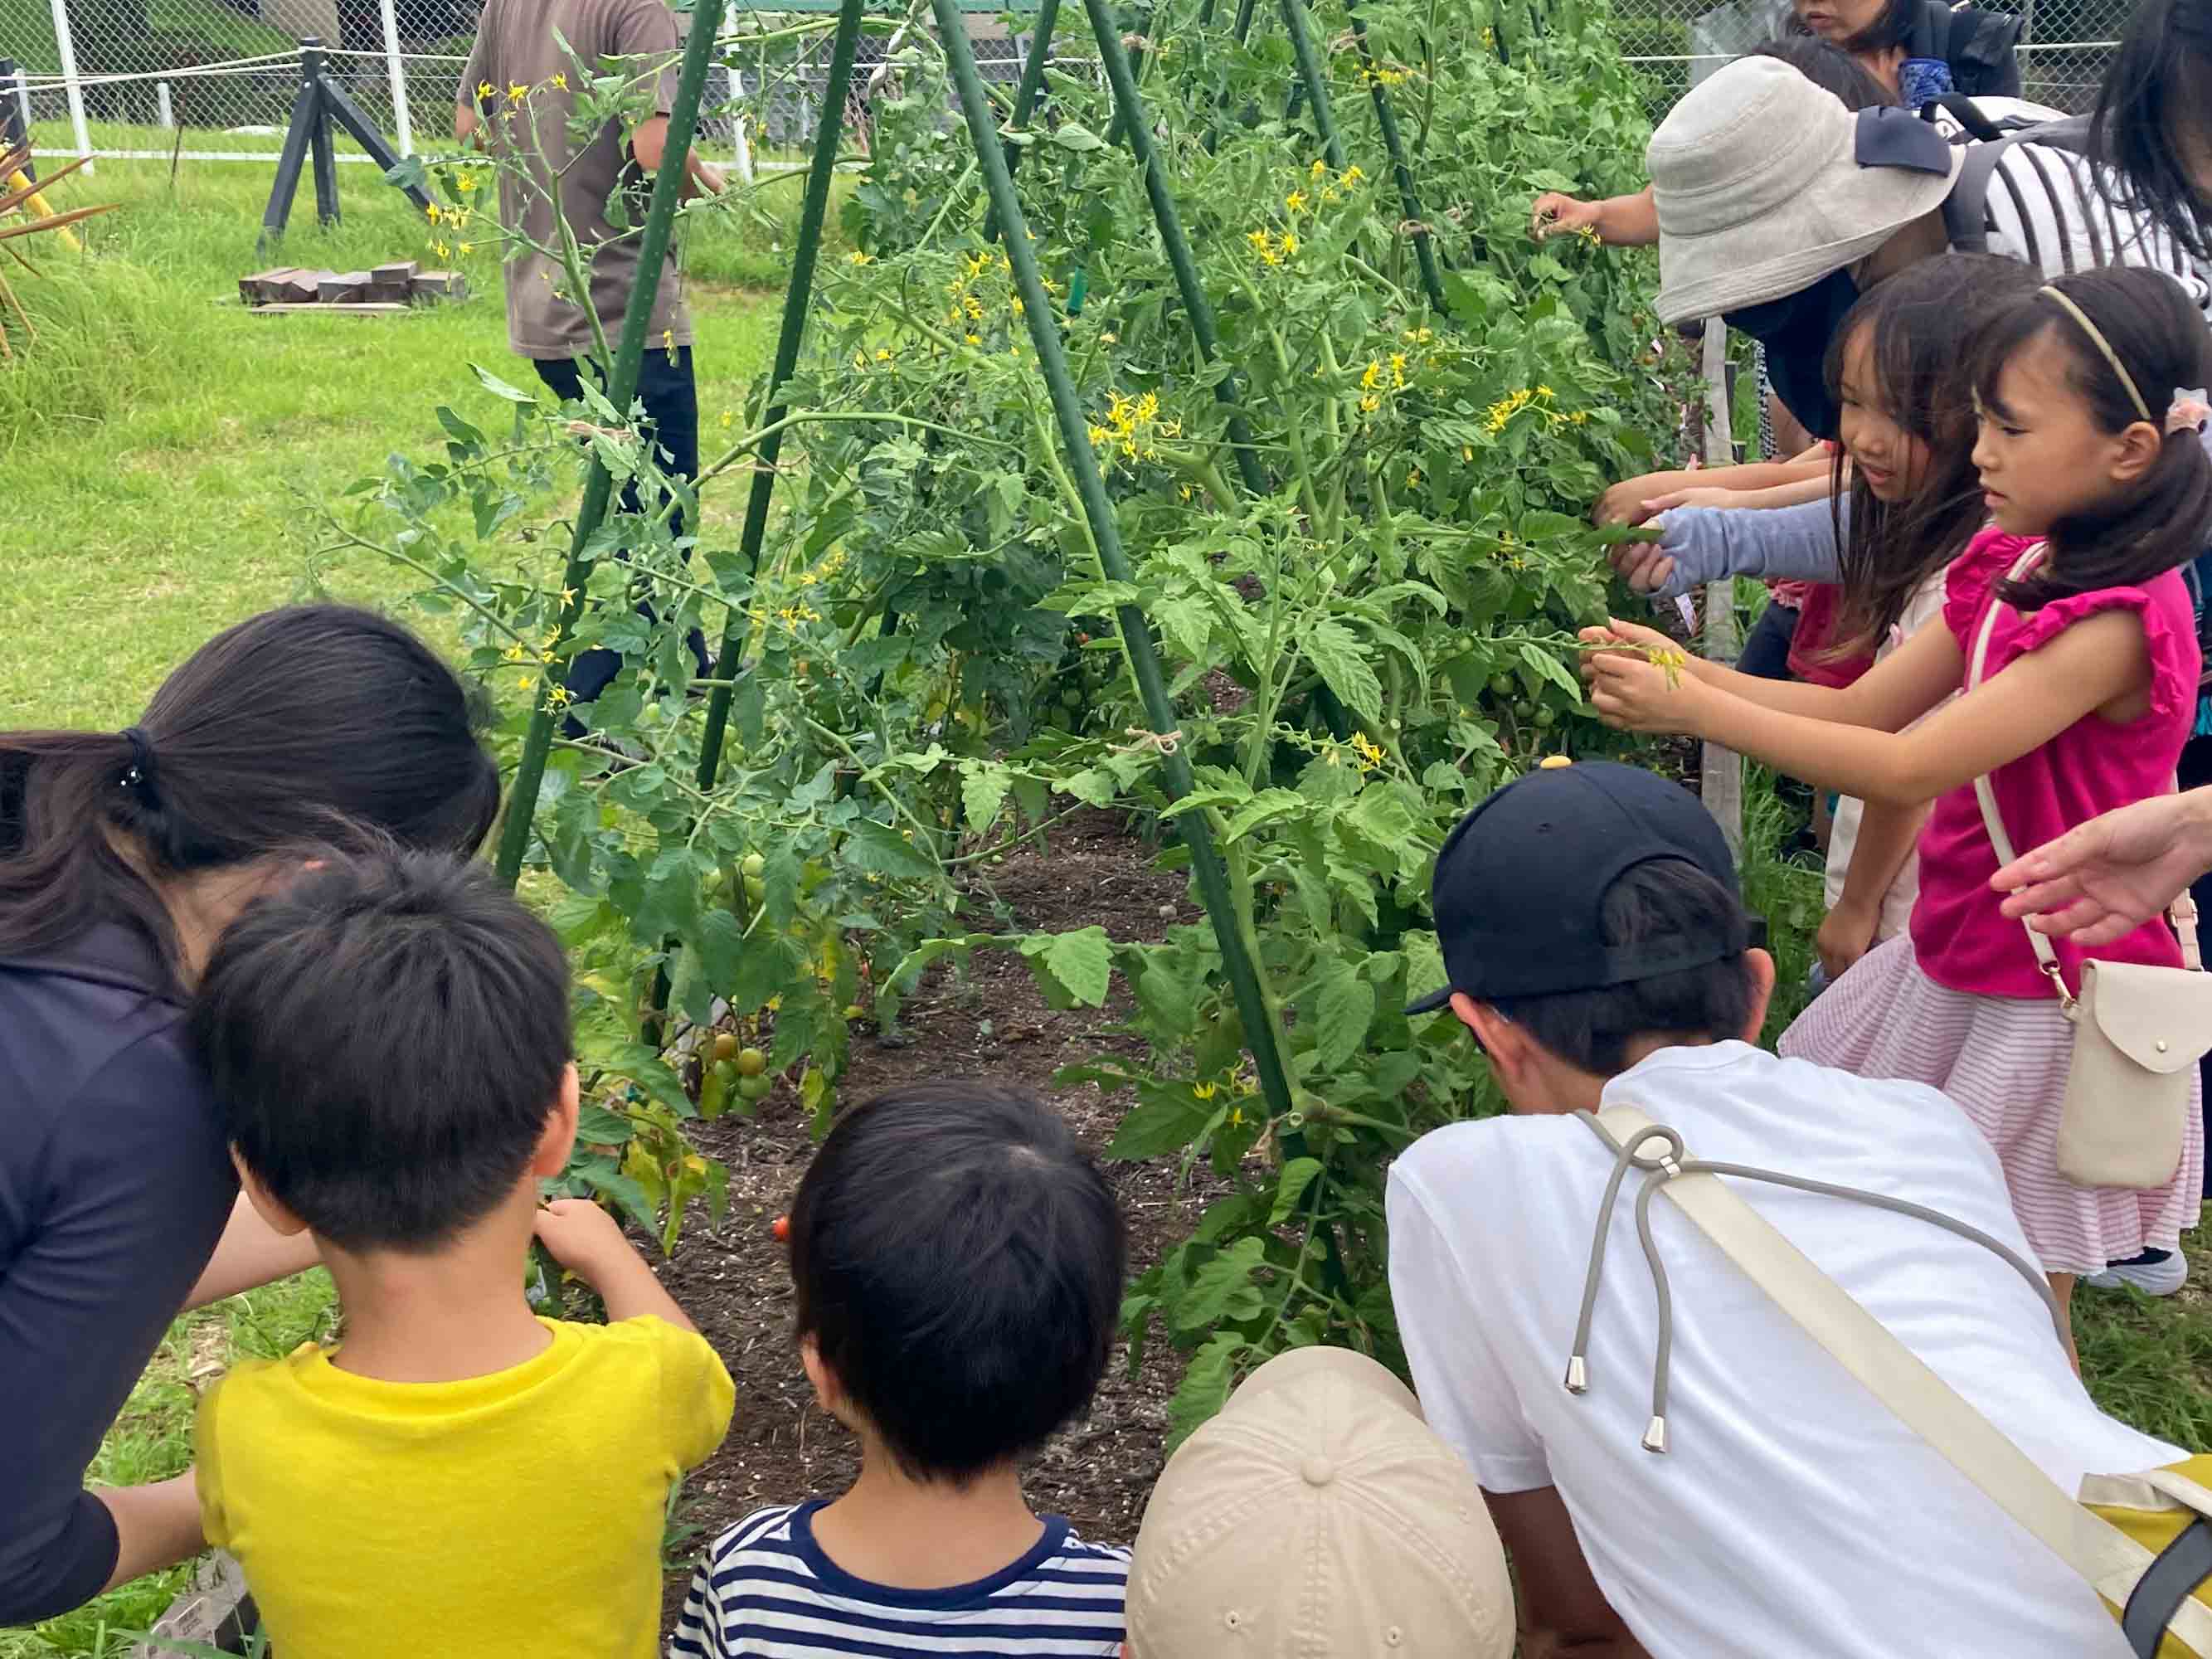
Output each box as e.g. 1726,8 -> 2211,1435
1991,789 -> 2212,945
1530,192 -> 1602,241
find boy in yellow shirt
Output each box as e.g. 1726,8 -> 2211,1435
187,852 -> 734,1659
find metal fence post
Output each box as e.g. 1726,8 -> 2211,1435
379,0 -> 413,156
46,0 -> 94,173
1698,321 -> 1742,856
156,80 -> 173,129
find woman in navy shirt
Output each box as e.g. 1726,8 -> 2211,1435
0,605 -> 498,1625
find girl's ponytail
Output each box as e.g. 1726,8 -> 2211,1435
1972,268 -> 2212,609
0,606 -> 500,981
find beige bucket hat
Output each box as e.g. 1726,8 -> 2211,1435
1648,54 -> 1964,324
1125,1345 -> 1514,1657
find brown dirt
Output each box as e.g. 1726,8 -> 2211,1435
650,809 -> 1213,1627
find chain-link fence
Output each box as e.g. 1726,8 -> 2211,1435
1614,0 -> 2133,121
0,0 -> 1047,169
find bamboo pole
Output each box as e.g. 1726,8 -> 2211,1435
1083,1 -> 1266,496
933,0 -> 1297,1121
1344,8 -> 1446,313
692,0 -> 868,796
492,0 -> 728,887
1699,321 -> 1743,855
1276,0 -> 1345,170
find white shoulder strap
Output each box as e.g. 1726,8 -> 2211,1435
1964,545 -> 2202,978
1593,1102 -> 2212,1648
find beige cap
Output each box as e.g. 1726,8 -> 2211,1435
1126,1346 -> 1514,1657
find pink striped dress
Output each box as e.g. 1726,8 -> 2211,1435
1782,530 -> 2205,1273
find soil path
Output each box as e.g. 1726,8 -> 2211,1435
652,810 -> 1209,1625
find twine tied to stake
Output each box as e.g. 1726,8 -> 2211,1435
1398,218 -> 1432,239
1111,727 -> 1182,758
566,420 -> 634,443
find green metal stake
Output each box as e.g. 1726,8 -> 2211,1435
1276,0 -> 1344,169
493,0 -> 727,888
693,0 -> 868,796
1346,12 -> 1446,312
1084,1 -> 1266,496
984,0 -> 1062,241
932,0 -> 1297,1123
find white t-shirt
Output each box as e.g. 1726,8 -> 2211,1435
1822,571 -> 1951,938
1388,1042 -> 2177,1659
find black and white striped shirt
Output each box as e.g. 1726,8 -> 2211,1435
1971,143 -> 2212,321
668,1503 -> 1130,1659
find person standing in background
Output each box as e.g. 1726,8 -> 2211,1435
458,0 -> 722,713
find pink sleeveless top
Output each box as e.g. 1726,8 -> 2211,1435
1908,529 -> 2200,1000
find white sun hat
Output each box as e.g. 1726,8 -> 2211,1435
1647,54 -> 1965,324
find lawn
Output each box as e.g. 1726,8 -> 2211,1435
9,127 -> 2212,1659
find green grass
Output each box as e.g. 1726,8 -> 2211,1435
3,150 -> 800,728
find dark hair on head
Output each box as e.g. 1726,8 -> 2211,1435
789,1082 -> 1125,1484
1971,268 -> 2212,609
1821,254 -> 2044,657
1747,35 -> 1897,110
191,850 -> 572,1253
1489,860 -> 1759,1075
0,605 -> 499,984
2090,0 -> 2212,263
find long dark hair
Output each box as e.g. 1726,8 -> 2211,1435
1822,254 -> 2043,656
2089,0 -> 2212,264
1971,268 -> 2212,610
0,606 -> 500,979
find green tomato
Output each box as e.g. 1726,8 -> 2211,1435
737,1073 -> 775,1102
1488,674 -> 1514,698
1514,698 -> 1536,719
741,853 -> 766,880
1534,707 -> 1558,729
1061,688 -> 1085,711
736,1046 -> 768,1078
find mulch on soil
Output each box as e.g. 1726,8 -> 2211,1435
652,809 -> 1214,1626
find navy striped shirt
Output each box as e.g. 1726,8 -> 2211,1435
667,1502 -> 1129,1659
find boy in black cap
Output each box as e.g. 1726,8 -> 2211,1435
1387,760 -> 2175,1659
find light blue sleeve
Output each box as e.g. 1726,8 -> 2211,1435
1649,494 -> 1853,601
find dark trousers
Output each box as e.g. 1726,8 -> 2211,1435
533,347 -> 710,710
1738,601 -> 1800,682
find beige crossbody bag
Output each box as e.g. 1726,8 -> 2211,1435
1966,544 -> 2212,1190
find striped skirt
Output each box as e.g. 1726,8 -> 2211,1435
1781,935 -> 2204,1275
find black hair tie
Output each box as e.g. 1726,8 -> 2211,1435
119,726 -> 158,805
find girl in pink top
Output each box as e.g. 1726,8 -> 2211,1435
1584,266 -> 2212,1345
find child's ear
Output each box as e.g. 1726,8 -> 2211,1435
2112,419 -> 2164,484
799,1334 -> 841,1416
528,1063 -> 581,1179
231,1148 -> 310,1238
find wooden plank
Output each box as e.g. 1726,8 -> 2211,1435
246,302 -> 412,316
410,270 -> 468,304
275,270 -> 327,304
1697,321 -> 1743,858
317,270 -> 370,303
369,260 -> 419,282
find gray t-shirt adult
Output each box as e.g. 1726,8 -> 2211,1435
462,0 -> 693,362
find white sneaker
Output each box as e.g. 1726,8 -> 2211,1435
2084,1252 -> 2189,1296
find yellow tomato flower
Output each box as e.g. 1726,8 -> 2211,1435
848,251 -> 873,265
550,71 -> 567,90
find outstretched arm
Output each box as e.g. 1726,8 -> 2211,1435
1994,788 -> 2212,943
1589,609 -> 2149,807
1586,614 -> 1958,732
1531,184 -> 1660,247
532,1199 -> 696,1331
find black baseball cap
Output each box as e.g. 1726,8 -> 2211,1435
1406,760 -> 1757,1014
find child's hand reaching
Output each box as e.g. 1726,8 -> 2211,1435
1580,620 -> 1710,736
533,1199 -> 700,1332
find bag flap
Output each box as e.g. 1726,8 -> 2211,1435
2083,961 -> 2212,1073
2082,1462 -> 2212,1522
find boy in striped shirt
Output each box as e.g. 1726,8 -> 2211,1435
668,1083 -> 1130,1658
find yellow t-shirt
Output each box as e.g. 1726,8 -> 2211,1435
195,1316 -> 733,1659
